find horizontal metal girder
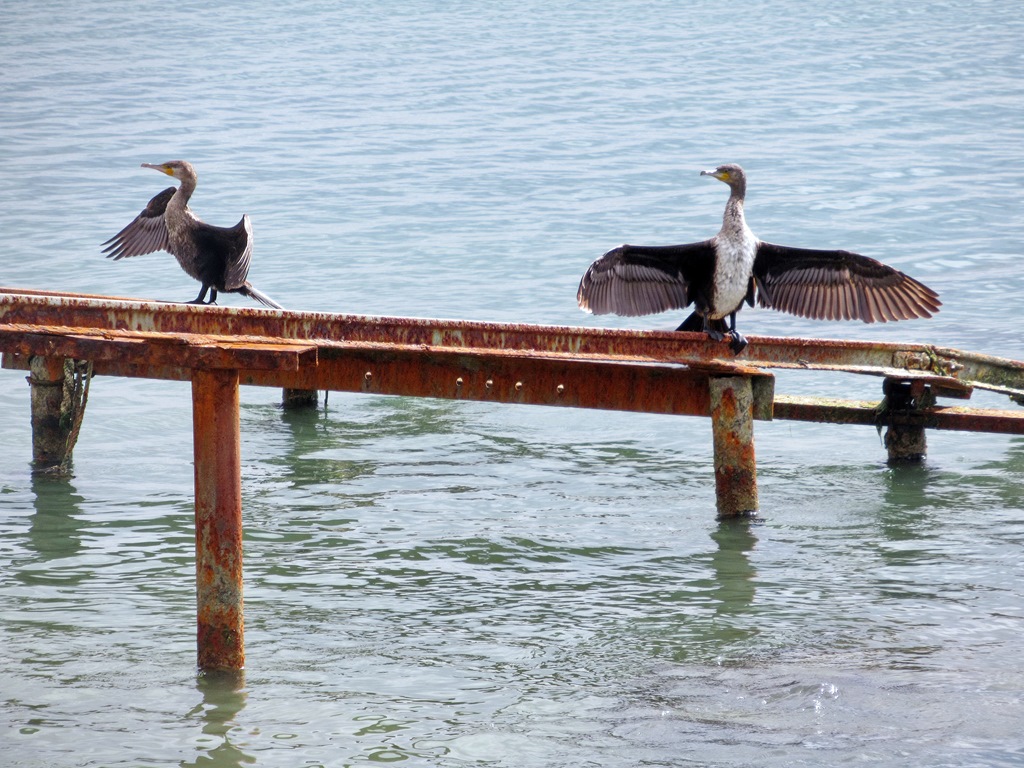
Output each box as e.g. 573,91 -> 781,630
242,346 -> 777,420
2,287 -> 1021,400
0,321 -> 776,420
774,395 -> 1024,434
0,324 -> 317,372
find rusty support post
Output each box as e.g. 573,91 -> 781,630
882,379 -> 929,464
281,388 -> 318,409
191,368 -> 245,674
28,355 -> 70,472
709,376 -> 759,518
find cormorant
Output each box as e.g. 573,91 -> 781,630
103,160 -> 283,309
577,164 -> 940,353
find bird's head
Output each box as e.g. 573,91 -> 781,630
700,164 -> 746,187
141,160 -> 196,181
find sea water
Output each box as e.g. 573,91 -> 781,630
1,1 -> 1024,765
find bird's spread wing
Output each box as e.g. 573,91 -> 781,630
577,241 -> 716,316
101,187 -> 175,260
752,242 -> 941,322
204,214 -> 253,290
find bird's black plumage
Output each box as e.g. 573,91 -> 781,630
102,160 -> 282,309
577,164 -> 940,352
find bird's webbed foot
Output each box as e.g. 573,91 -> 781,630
701,315 -> 726,343
725,313 -> 747,354
728,331 -> 748,354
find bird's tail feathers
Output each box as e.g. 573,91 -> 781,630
240,283 -> 284,310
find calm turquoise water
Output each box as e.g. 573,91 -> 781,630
2,1 -> 1024,766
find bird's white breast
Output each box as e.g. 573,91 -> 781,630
711,226 -> 758,319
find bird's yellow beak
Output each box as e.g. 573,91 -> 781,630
700,168 -> 729,182
141,162 -> 174,176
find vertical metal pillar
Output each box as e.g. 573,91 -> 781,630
191,369 -> 245,673
882,379 -> 928,464
28,356 -> 68,471
27,355 -> 92,475
709,376 -> 759,518
281,388 -> 318,408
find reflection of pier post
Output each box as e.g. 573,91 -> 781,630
192,369 -> 245,673
181,675 -> 251,768
709,376 -> 758,518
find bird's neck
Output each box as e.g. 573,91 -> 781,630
166,177 -> 195,219
720,193 -> 750,241
165,178 -> 196,238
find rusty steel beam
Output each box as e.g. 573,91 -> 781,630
3,288 -> 1022,399
773,395 -> 1024,434
192,369 -> 245,674
709,377 -> 759,518
242,346 -> 775,420
0,324 -> 317,372
2,288 -> 1023,430
5,323 -> 1021,433
0,323 -> 775,419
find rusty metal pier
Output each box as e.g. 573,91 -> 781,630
3,287 -> 1024,674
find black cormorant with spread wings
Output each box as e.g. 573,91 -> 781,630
102,160 -> 282,309
577,164 -> 939,353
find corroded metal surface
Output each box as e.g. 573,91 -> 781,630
709,377 -> 759,517
0,319 -> 775,420
3,287 -> 1022,400
0,324 -> 317,372
28,356 -> 68,470
773,396 -> 1024,434
239,346 -> 773,419
192,369 -> 245,672
1,288 -> 1021,431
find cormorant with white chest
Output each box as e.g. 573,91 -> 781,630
577,164 -> 940,353
103,160 -> 282,309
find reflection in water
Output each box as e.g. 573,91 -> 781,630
878,462 -> 936,543
708,520 -> 758,618
704,520 -> 759,648
977,436 -> 1024,510
270,396 -> 480,496
278,400 -> 331,452
655,520 -> 761,663
274,398 -> 372,491
181,673 -> 254,768
25,474 -> 85,569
